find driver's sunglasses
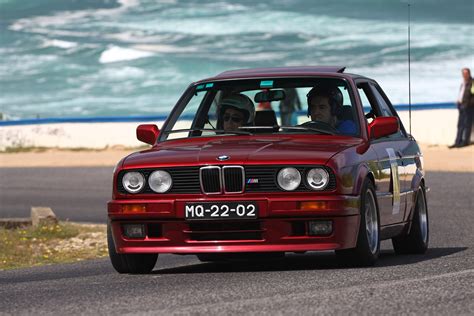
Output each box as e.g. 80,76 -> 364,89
223,114 -> 244,123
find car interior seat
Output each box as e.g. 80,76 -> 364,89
338,105 -> 354,121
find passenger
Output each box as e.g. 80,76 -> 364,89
306,86 -> 357,135
218,94 -> 255,132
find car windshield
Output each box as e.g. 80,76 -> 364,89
161,77 -> 360,141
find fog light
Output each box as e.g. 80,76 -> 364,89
308,221 -> 332,236
123,224 -> 145,238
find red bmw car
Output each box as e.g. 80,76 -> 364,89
107,66 -> 429,273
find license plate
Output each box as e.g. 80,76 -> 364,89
185,202 -> 258,220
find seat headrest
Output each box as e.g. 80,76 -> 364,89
338,105 -> 354,121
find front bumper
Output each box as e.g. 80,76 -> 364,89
108,195 -> 360,254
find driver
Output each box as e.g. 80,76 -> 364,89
306,85 -> 357,135
218,94 -> 255,132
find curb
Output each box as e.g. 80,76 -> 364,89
0,207 -> 57,229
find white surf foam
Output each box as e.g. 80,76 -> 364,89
45,39 -> 78,49
99,46 -> 155,63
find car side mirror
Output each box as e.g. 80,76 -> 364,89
136,124 -> 159,145
369,116 -> 399,139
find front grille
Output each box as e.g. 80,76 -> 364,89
291,221 -> 307,236
200,166 -> 244,194
223,166 -> 244,193
118,165 -> 335,195
147,223 -> 162,238
185,221 -> 263,241
245,165 -> 336,192
200,167 -> 221,193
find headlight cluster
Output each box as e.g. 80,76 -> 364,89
277,167 -> 330,191
122,170 -> 172,194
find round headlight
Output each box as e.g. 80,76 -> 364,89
277,167 -> 301,191
148,170 -> 172,193
122,172 -> 145,193
306,168 -> 329,190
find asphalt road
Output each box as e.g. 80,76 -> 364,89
0,167 -> 113,222
0,169 -> 473,314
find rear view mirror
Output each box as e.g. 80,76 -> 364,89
254,89 -> 286,103
137,124 -> 160,145
369,116 -> 399,139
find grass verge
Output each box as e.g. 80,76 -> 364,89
0,222 -> 107,270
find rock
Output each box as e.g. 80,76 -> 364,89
31,207 -> 57,227
0,218 -> 32,229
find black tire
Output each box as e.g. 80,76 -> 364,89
107,223 -> 158,274
123,253 -> 158,274
336,179 -> 380,266
392,186 -> 429,254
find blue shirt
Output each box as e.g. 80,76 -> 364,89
337,120 -> 357,135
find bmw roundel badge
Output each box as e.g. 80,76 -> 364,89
217,155 -> 230,161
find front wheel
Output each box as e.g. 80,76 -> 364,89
336,179 -> 380,266
392,186 -> 429,254
107,223 -> 158,274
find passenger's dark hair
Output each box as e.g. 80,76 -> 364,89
306,85 -> 343,116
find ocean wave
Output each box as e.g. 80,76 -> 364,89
9,0 -> 139,32
43,39 -> 78,49
99,46 -> 155,63
132,44 -> 199,53
2,0 -> 473,119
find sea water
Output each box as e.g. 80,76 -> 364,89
0,0 -> 472,119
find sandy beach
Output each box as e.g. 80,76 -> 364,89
0,144 -> 472,172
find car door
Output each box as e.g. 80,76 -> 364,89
356,80 -> 405,225
369,82 -> 418,222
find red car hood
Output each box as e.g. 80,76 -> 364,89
122,136 -> 362,168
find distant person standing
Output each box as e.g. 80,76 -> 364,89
279,88 -> 301,126
450,68 -> 474,148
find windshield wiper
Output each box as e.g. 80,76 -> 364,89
164,128 -> 252,135
278,126 -> 336,135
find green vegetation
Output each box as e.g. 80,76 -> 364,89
0,222 -> 108,270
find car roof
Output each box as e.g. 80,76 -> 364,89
195,66 -> 371,83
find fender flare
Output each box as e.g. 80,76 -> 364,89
353,163 -> 375,196
406,169 -> 426,233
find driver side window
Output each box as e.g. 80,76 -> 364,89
369,83 -> 406,138
357,83 -> 379,125
357,81 -> 404,139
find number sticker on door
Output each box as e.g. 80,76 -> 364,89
386,148 -> 401,215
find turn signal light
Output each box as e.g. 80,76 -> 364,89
122,204 -> 146,213
299,201 -> 327,211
